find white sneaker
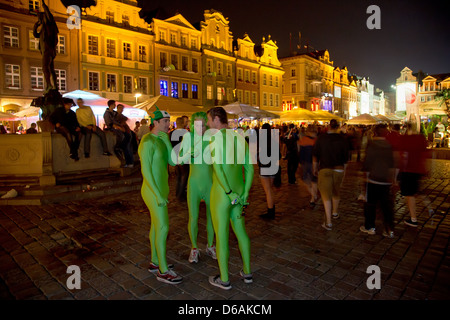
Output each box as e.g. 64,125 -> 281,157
1,189 -> 18,199
360,225 -> 376,235
206,245 -> 217,260
188,248 -> 200,263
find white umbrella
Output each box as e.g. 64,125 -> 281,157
222,101 -> 280,120
347,113 -> 381,125
0,111 -> 18,121
135,95 -> 204,117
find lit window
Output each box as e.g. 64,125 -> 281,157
107,74 -> 116,92
139,45 -> 147,62
29,30 -> 39,50
5,64 -> 20,88
207,85 -> 213,100
160,80 -> 168,96
139,77 -> 148,95
107,39 -> 116,58
57,35 -> 65,54
30,67 -> 44,90
182,83 -> 188,98
123,76 -> 133,93
88,36 -> 98,55
56,69 -> 66,91
192,84 -> 198,99
4,26 -> 19,48
123,43 -> 132,60
88,72 -> 99,91
171,82 -> 178,98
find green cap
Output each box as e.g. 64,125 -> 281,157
150,106 -> 170,124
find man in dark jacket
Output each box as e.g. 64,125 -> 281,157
360,124 -> 396,238
49,98 -> 82,160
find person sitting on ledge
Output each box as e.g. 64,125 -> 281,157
26,123 -> 38,134
75,98 -> 112,158
49,98 -> 82,161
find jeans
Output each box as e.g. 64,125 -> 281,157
81,126 -> 109,154
364,182 -> 394,231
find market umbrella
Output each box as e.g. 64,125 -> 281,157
0,111 -> 18,121
279,108 -> 317,122
222,101 -> 280,120
14,107 -> 41,118
374,114 -> 390,122
134,95 -> 204,118
312,110 -> 345,121
347,113 -> 381,125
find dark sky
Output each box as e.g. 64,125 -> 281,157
138,0 -> 450,92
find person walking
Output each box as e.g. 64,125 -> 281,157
359,124 -> 396,237
206,107 -> 254,290
298,125 -> 318,208
399,122 -> 431,227
285,124 -> 299,184
313,119 -> 349,231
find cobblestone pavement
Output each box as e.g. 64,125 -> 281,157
0,159 -> 449,300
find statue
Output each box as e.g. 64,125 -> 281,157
33,0 -> 59,93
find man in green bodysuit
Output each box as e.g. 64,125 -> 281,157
206,107 -> 254,290
177,112 -> 217,263
138,107 -> 182,284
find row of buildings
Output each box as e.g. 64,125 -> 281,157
1,0 -> 388,120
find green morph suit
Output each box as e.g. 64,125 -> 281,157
178,115 -> 215,250
138,128 -> 176,274
210,128 -> 254,282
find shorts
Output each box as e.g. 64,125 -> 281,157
318,168 -> 344,201
301,162 -> 317,184
399,172 -> 422,196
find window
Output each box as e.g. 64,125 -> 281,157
159,31 -> 166,42
160,80 -> 168,96
139,45 -> 147,62
5,64 -> 20,88
245,91 -> 250,104
252,72 -> 256,84
123,75 -> 133,93
57,35 -> 65,54
237,68 -> 243,81
170,33 -> 176,44
263,74 -> 267,85
88,72 -> 99,91
107,39 -> 116,58
123,43 -> 132,60
227,65 -> 232,77
171,82 -> 178,98
182,83 -> 188,98
291,69 -> 296,77
192,84 -> 198,99
217,62 -> 223,76
269,93 -> 273,107
237,90 -> 243,102
122,15 -> 129,27
192,58 -> 198,73
207,85 -> 213,100
30,67 -> 44,90
107,74 -> 116,92
291,83 -> 296,93
29,0 -> 39,12
4,26 -> 19,48
269,75 -> 273,86
181,36 -> 187,47
171,54 -> 178,69
55,69 -> 66,91
191,39 -> 197,48
275,76 -> 279,87
207,60 -> 212,73
217,87 -> 224,101
88,35 -> 98,55
160,52 -> 167,67
29,30 -> 39,50
106,11 -> 114,23
182,56 -> 188,71
263,93 -> 267,106
245,70 -> 250,82
275,94 -> 279,107
139,77 -> 148,95
252,92 -> 257,106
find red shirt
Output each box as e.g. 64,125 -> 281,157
386,131 -> 402,151
399,134 -> 430,174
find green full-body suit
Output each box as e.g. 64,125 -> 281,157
138,130 -> 176,273
210,128 -> 254,282
178,127 -> 215,250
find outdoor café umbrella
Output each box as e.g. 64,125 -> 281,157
279,108 -> 317,122
223,101 -> 280,120
374,114 -> 390,122
0,111 -> 18,121
312,110 -> 345,121
347,113 -> 381,125
134,95 -> 203,117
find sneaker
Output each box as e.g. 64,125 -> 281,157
103,151 -> 112,156
123,164 -> 134,168
69,153 -> 79,161
332,213 -> 340,219
240,269 -> 253,284
404,219 -> 418,227
156,269 -> 183,284
360,225 -> 376,235
357,194 -> 366,202
84,152 -> 90,158
321,223 -> 332,231
188,248 -> 200,263
209,275 -> 232,290
382,230 -> 395,238
148,262 -> 174,273
205,245 -> 217,260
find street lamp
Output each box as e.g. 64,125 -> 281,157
134,93 -> 142,105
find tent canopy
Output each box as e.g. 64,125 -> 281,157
134,95 -> 204,117
0,111 -> 18,121
222,101 -> 280,120
347,113 -> 381,125
14,107 -> 41,118
279,108 -> 318,121
312,110 -> 345,121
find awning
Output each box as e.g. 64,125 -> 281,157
222,101 -> 280,120
134,95 -> 204,117
347,113 -> 381,125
